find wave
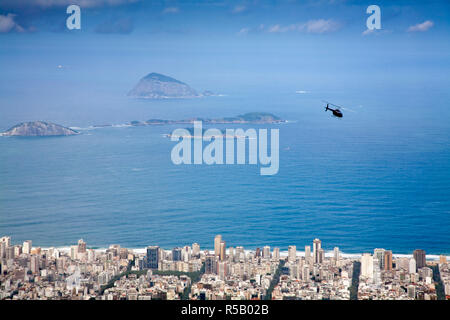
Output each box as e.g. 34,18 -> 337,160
70,123 -> 132,131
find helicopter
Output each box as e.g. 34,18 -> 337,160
322,101 -> 347,118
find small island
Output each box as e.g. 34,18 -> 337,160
1,121 -> 79,137
128,73 -> 200,99
129,112 -> 284,127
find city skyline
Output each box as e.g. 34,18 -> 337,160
2,235 -> 448,259
1,234 -> 449,300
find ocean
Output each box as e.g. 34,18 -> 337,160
0,89 -> 449,255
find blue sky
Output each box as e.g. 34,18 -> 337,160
0,0 -> 449,127
0,0 -> 449,35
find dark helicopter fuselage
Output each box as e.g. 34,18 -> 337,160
325,105 -> 343,118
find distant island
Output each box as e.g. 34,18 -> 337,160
128,72 -> 202,99
1,121 -> 78,137
128,112 -> 285,127
1,113 -> 284,137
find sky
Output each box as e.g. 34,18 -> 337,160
0,0 -> 449,127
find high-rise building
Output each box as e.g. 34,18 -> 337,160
263,246 -> 271,259
395,257 -> 409,271
361,253 -> 374,279
77,239 -> 86,253
23,240 -> 32,255
108,244 -> 121,257
373,258 -> 381,285
0,236 -> 11,248
6,246 -> 14,260
289,263 -> 299,280
318,248 -> 325,264
304,246 -> 311,263
87,249 -> 95,262
14,245 -> 22,257
288,245 -> 296,262
217,261 -> 228,280
119,248 -> 128,259
192,243 -> 200,257
374,248 -> 385,270
70,245 -> 78,260
214,235 -> 222,257
313,238 -> 321,264
0,241 -> 5,259
236,246 -> 245,261
413,249 -> 426,270
30,255 -> 39,274
219,241 -> 226,261
409,258 -> 416,274
440,255 -> 447,264
273,247 -> 280,260
172,247 -> 182,261
333,247 -> 340,261
146,246 -> 160,269
182,246 -> 191,262
205,255 -> 216,274
302,265 -> 310,282
228,247 -> 234,261
255,248 -> 261,257
384,250 -> 393,271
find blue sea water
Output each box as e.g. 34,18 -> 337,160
0,89 -> 449,255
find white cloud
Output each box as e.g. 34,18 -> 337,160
238,27 -> 249,35
304,19 -> 340,33
362,28 -> 391,36
232,5 -> 246,14
268,24 -> 282,33
267,19 -> 340,34
407,20 -> 434,32
362,29 -> 375,36
163,7 -> 179,14
0,14 -> 25,33
267,24 -> 296,33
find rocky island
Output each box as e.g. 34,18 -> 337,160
128,73 -> 200,99
1,121 -> 78,137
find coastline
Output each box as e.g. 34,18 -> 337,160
35,245 -> 450,261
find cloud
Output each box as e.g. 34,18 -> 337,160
407,20 -> 434,32
304,19 -> 340,33
95,17 -> 133,34
232,5 -> 246,14
362,28 -> 375,36
267,19 -> 341,34
268,24 -> 282,33
267,24 -> 297,33
162,7 -> 179,14
237,24 -> 265,35
362,28 -> 391,36
0,13 -> 25,33
0,0 -> 139,10
237,27 -> 249,35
